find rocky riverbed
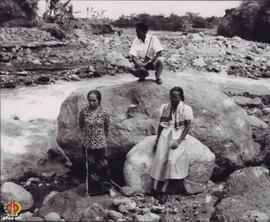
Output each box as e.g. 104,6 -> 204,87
1,25 -> 270,222
0,26 -> 269,89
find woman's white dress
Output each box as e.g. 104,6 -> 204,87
150,104 -> 193,181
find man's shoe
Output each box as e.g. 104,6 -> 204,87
129,68 -> 149,78
138,77 -> 145,82
156,78 -> 162,84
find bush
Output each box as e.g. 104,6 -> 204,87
111,13 -> 221,32
0,0 -> 38,25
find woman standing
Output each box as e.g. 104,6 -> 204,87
79,90 -> 112,196
151,87 -> 193,204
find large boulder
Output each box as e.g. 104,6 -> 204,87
38,185 -> 112,221
1,182 -> 34,210
123,135 -> 215,193
217,0 -> 270,43
57,75 -> 259,176
211,167 -> 270,222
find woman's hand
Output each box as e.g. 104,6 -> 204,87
171,139 -> 184,149
170,141 -> 179,149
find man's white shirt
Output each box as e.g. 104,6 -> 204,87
129,34 -> 163,59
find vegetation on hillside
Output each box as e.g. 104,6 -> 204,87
0,0 -> 38,26
112,13 -> 221,32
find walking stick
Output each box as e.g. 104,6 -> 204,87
85,148 -> 89,196
110,180 -> 128,197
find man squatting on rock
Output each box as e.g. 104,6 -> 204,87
128,22 -> 164,84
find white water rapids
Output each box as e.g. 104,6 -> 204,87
1,75 -> 134,154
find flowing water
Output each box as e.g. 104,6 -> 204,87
1,75 -> 134,155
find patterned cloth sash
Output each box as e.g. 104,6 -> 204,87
160,102 -> 185,128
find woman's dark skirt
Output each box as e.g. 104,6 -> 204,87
84,147 -> 111,196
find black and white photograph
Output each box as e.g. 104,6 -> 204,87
1,0 -> 270,221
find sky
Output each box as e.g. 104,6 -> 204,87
38,1 -> 241,19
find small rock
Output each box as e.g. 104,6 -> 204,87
151,205 -> 166,214
41,170 -> 56,178
207,180 -> 215,187
140,208 -> 151,214
232,96 -> 262,107
29,177 -> 41,183
80,204 -> 105,221
245,55 -> 254,60
93,71 -> 103,77
4,81 -> 16,88
121,186 -> 137,196
169,208 -> 178,214
213,183 -> 225,192
31,58 -> 41,65
25,181 -> 31,186
64,160 -> 73,167
16,71 -> 29,76
184,179 -> 206,194
37,75 -> 50,83
72,68 -> 81,74
113,197 -> 131,206
262,107 -> 270,115
85,65 -> 95,73
24,79 -> 33,86
232,36 -> 242,41
136,213 -> 160,222
43,191 -> 59,205
193,58 -> 206,67
108,210 -> 123,220
246,115 -> 268,129
70,74 -> 80,81
206,63 -> 222,73
118,204 -> 129,214
262,72 -> 270,78
126,201 -> 136,211
44,212 -> 61,221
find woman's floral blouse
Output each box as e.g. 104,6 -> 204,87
79,105 -> 110,149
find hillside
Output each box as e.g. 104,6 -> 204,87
218,0 -> 270,43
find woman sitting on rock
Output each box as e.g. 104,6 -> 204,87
79,90 -> 113,197
151,87 -> 193,204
